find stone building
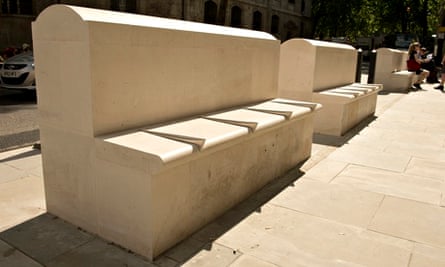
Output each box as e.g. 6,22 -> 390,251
0,0 -> 312,49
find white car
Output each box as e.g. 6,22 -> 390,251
0,52 -> 36,90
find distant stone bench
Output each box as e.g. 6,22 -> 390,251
374,48 -> 416,92
278,39 -> 382,136
32,5 -> 321,260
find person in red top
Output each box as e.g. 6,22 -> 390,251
407,42 -> 430,90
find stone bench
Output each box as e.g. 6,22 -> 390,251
32,5 -> 321,260
278,38 -> 382,136
374,47 -> 416,92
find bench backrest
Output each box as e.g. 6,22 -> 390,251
375,48 -> 409,74
278,38 -> 357,101
32,5 -> 280,136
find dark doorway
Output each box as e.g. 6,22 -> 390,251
204,0 -> 217,24
231,6 -> 242,28
252,11 -> 262,31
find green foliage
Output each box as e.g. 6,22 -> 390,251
312,0 -> 442,42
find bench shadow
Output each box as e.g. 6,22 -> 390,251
0,164 -> 306,266
0,146 -> 40,163
312,115 -> 377,148
156,164 -> 306,264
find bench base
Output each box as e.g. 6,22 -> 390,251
312,84 -> 381,136
375,71 -> 416,92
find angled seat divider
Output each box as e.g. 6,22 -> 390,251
32,5 -> 321,260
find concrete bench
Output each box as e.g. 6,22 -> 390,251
374,48 -> 416,92
278,38 -> 382,136
32,5 -> 321,260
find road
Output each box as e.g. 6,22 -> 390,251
0,88 -> 39,151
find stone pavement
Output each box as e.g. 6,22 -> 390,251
1,83 -> 445,266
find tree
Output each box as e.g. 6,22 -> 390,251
312,0 -> 441,45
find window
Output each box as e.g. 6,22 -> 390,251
2,0 -> 33,15
271,15 -> 279,34
252,11 -> 262,31
204,0 -> 217,24
230,6 -> 242,28
110,0 -> 136,12
288,0 -> 295,3
301,0 -> 306,13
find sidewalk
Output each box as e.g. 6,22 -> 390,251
1,83 -> 445,266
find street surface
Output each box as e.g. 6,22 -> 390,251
0,88 -> 39,151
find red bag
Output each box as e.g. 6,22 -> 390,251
407,59 -> 421,71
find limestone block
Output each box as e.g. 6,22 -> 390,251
278,38 -> 381,136
278,38 -> 357,101
32,4 -> 280,136
374,48 -> 416,92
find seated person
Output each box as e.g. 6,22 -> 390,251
420,47 -> 439,83
407,42 -> 430,90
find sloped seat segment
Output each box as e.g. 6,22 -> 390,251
101,131 -> 195,164
393,70 -> 416,77
350,82 -> 383,90
247,99 -> 318,119
204,109 -> 285,132
101,99 -> 320,164
319,82 -> 382,99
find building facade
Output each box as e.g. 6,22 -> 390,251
0,0 -> 312,49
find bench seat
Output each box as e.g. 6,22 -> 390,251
312,83 -> 381,135
278,38 -> 383,136
94,99 -> 320,258
99,99 -> 320,166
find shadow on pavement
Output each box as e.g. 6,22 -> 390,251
157,165 -> 306,264
0,89 -> 37,106
313,115 -> 377,147
0,146 -> 40,163
0,165 -> 306,266
0,130 -> 40,153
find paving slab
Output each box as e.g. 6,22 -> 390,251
301,159 -> 348,183
0,175 -> 45,232
216,204 -> 412,267
410,243 -> 445,267
404,157 -> 445,181
368,119 -> 429,132
349,127 -> 445,149
0,163 -> 29,184
0,213 -> 95,265
182,243 -> 240,267
163,237 -> 207,263
333,164 -> 443,205
0,239 -> 43,267
369,196 -> 445,249
229,255 -> 279,267
384,141 -> 445,161
327,143 -> 411,172
269,179 -> 384,228
45,238 -> 155,267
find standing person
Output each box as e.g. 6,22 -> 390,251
434,54 -> 445,92
407,42 -> 430,90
